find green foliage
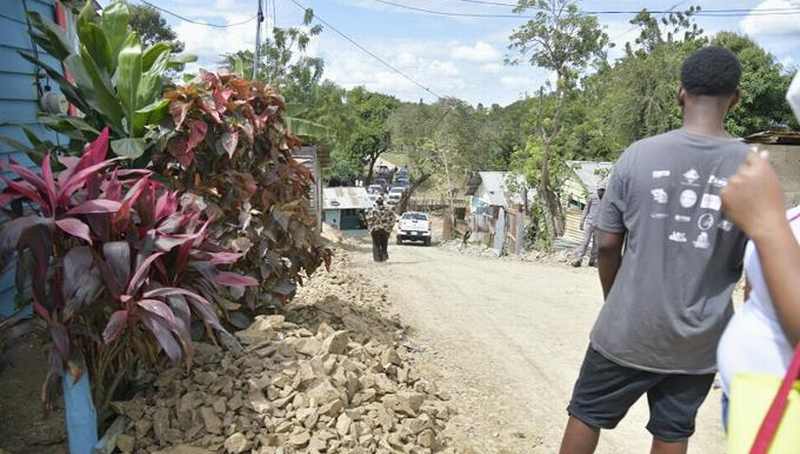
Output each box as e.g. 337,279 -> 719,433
15,0 -> 195,161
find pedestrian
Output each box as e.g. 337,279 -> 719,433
461,226 -> 472,250
572,184 -> 606,267
559,46 -> 750,454
366,197 -> 395,262
716,73 -> 800,434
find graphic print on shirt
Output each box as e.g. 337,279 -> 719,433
697,213 -> 715,231
693,232 -> 710,249
679,189 -> 698,208
675,215 -> 691,223
708,175 -> 728,188
651,188 -> 668,204
651,213 -> 668,219
682,168 -> 701,186
719,219 -> 733,232
700,193 -> 722,211
669,231 -> 688,243
652,170 -> 671,179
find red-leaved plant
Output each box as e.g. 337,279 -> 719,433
0,129 -> 257,411
153,71 -> 331,313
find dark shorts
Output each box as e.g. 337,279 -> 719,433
567,346 -> 715,442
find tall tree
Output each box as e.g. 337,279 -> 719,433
508,0 -> 609,240
343,87 -> 400,185
129,4 -> 184,52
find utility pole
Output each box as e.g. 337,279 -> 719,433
252,0 -> 264,80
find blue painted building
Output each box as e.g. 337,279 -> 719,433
0,0 -> 63,317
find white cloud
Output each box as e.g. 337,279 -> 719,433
741,0 -> 800,36
480,63 -> 504,74
430,60 -> 460,77
451,41 -> 502,63
174,14 -> 256,68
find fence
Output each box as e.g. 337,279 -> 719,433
467,207 -> 528,256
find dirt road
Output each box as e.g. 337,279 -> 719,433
351,241 -> 726,453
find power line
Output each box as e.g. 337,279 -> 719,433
286,0 -> 445,100
372,0 -> 800,18
137,0 -> 258,28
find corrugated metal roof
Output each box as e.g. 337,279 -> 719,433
323,187 -> 374,210
470,172 -> 534,207
744,130 -> 800,146
566,161 -> 614,192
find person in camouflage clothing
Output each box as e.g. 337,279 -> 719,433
366,197 -> 396,262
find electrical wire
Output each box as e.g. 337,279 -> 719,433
286,0 -> 445,100
372,0 -> 800,18
137,0 -> 258,28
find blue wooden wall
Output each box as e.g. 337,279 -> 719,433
0,0 -> 60,316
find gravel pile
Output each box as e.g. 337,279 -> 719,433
112,316 -> 455,453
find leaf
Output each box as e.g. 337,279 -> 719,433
37,115 -> 100,139
56,218 -> 92,244
206,251 -> 243,265
132,99 -> 169,138
62,246 -> 102,320
142,43 -> 172,71
186,120 -> 208,152
154,191 -> 178,222
17,223 -> 53,309
102,241 -> 131,292
0,177 -> 46,211
79,45 -> 125,133
219,130 -> 239,158
110,138 -> 146,160
169,101 -> 190,130
102,310 -> 128,344
99,0 -> 131,67
0,216 -> 52,270
27,12 -> 73,60
126,252 -> 164,296
117,32 -> 143,132
140,313 -> 181,363
56,159 -> 118,206
66,199 -> 122,215
214,272 -> 259,288
78,23 -> 114,75
137,299 -> 177,327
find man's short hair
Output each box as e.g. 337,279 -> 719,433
680,46 -> 742,97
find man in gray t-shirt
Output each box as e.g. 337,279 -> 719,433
560,47 -> 749,454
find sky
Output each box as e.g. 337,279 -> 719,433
141,0 -> 800,106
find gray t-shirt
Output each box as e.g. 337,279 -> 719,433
592,128 -> 749,374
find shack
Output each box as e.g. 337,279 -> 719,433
561,160 -> 614,244
293,145 -> 330,231
745,130 -> 800,207
322,187 -> 373,231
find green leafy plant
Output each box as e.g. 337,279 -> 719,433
0,129 -> 255,412
154,72 -> 331,314
15,0 -> 195,161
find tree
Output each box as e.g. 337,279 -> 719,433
508,0 -> 609,240
343,87 -> 400,185
712,32 -> 797,135
129,4 -> 184,53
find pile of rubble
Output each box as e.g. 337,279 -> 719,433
286,253 -> 405,345
112,315 -> 455,454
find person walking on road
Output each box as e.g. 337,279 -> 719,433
366,197 -> 395,262
559,46 -> 750,454
572,185 -> 606,267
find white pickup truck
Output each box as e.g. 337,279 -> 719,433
395,212 -> 432,246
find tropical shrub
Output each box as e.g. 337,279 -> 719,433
15,0 -> 194,161
153,72 -> 331,314
0,130 -> 256,411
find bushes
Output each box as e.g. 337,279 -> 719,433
155,72 -> 332,314
0,130 -> 256,411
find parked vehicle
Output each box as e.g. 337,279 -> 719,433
367,184 -> 384,195
396,212 -> 432,246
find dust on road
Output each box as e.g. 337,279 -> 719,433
350,240 -> 726,454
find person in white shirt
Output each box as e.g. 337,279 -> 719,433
717,150 -> 800,427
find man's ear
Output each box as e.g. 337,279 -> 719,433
728,89 -> 741,112
677,86 -> 686,108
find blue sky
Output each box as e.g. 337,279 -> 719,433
145,0 -> 800,105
